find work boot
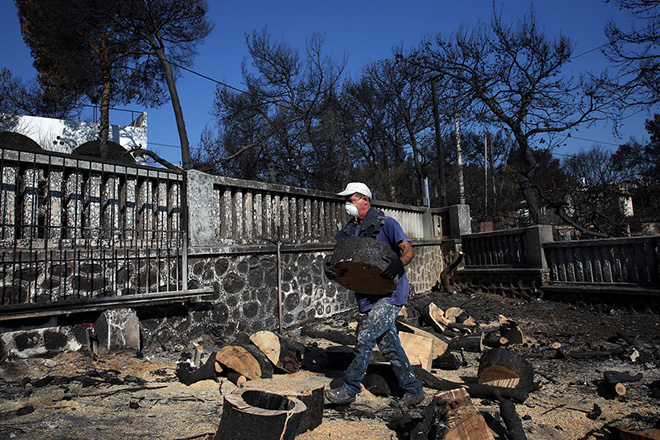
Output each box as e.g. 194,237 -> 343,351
398,391 -> 425,407
325,386 -> 356,405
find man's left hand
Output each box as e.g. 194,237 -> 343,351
381,256 -> 403,279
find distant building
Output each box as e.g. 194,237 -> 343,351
0,112 -> 147,163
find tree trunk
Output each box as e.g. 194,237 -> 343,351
152,41 -> 191,169
99,62 -> 111,160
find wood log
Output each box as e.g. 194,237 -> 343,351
483,332 -> 509,348
215,388 -> 306,440
602,370 -> 643,397
445,307 -> 469,324
226,371 -> 247,388
300,326 -> 357,346
561,346 -> 625,359
432,352 -> 462,370
175,351 -> 218,385
604,370 -> 643,384
328,236 -> 399,294
245,374 -> 326,435
477,348 -> 534,390
411,388 -> 495,440
497,396 -> 528,440
420,302 -> 449,333
250,330 -> 303,373
325,345 -> 356,370
617,331 -> 640,349
448,333 -> 485,353
612,427 -> 660,440
354,363 -> 425,397
216,345 -> 273,380
499,315 -> 524,345
396,320 -> 449,358
416,368 -> 536,404
399,331 -> 434,371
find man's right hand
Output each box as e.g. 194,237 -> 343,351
324,255 -> 336,280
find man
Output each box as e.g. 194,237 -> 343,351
324,182 -> 425,407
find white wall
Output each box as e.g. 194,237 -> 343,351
0,112 -> 148,154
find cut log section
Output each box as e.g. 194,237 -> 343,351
477,348 -> 534,390
420,302 -> 449,333
216,345 -> 273,380
414,388 -> 495,440
499,315 -> 524,345
399,331 -> 434,371
245,374 -> 326,435
445,307 -> 468,324
396,320 -> 449,358
328,236 -> 399,295
250,331 -> 303,373
215,388 -> 306,440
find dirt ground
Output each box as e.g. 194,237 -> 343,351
1,289 -> 659,440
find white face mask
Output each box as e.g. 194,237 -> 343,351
345,202 -> 359,217
344,196 -> 364,218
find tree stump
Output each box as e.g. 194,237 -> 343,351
328,236 -> 398,294
215,388 -> 306,440
245,374 -> 326,435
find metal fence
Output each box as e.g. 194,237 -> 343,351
0,146 -> 184,312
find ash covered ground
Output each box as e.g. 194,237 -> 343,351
1,289 -> 659,440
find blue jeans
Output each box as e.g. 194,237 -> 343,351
342,297 -> 423,397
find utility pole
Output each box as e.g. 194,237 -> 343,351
454,115 -> 465,205
484,132 -> 488,213
431,78 -> 447,206
490,132 -> 496,202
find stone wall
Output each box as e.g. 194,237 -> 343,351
137,241 -> 449,352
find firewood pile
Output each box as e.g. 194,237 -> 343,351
1,289 -> 659,440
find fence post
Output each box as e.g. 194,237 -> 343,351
449,204 -> 471,238
525,225 -> 553,270
186,170 -> 220,247
422,207 -> 434,239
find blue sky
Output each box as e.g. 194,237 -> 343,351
1,0 -> 657,166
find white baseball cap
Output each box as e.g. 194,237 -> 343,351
337,182 -> 372,199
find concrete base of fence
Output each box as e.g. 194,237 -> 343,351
93,308 -> 140,354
